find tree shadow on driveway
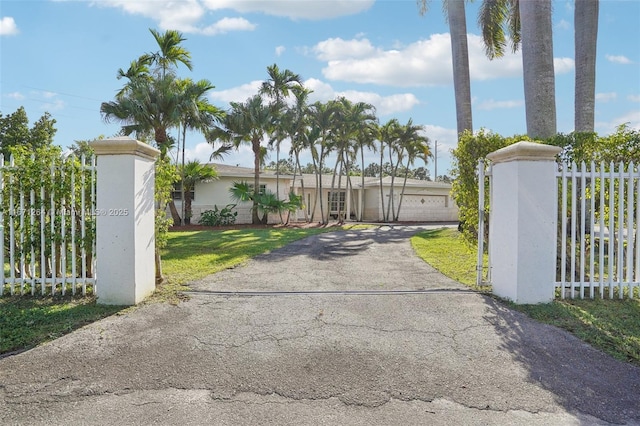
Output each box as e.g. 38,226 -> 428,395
482,296 -> 640,424
260,225 -> 435,262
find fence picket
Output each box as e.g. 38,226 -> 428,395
1,153 -> 96,297
549,160 -> 640,300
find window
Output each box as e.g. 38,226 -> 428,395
248,184 -> 267,195
328,191 -> 346,213
171,183 -> 194,201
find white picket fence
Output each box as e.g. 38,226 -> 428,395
558,161 -> 639,299
478,159 -> 640,300
0,154 -> 97,296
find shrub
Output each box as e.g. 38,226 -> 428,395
199,204 -> 237,227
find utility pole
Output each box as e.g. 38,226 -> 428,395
434,140 -> 438,182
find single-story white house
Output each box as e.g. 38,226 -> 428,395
173,163 -> 458,224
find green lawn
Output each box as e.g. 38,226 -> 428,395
411,227 -> 640,367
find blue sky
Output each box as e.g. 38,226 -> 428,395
1,0 -> 639,177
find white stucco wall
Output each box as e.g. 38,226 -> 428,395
363,185 -> 458,222
181,176 -> 291,225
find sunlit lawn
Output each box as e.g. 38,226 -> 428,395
411,227 -> 640,367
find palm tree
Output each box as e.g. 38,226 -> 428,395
307,100 -> 339,224
175,78 -> 225,225
520,0 -> 557,139
259,64 -> 302,198
144,28 -> 193,77
417,0 -> 473,135
477,0 -> 520,60
101,73 -> 184,157
575,0 -> 599,133
179,160 -> 217,224
330,97 -> 376,222
354,119 -> 378,222
213,95 -> 274,224
282,85 -> 313,222
394,122 -> 431,221
378,119 -> 401,222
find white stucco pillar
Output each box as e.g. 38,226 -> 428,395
90,137 -> 160,305
486,141 -> 562,304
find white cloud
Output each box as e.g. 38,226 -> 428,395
201,0 -> 374,20
275,46 -> 285,57
554,57 -> 575,74
86,0 -> 257,35
336,91 -> 420,116
41,99 -> 66,111
596,92 -> 617,102
209,81 -> 263,104
316,33 -> 572,88
302,78 -> 419,116
84,0 -> 372,34
614,110 -> 640,130
628,95 -> 640,103
201,17 -> 256,35
596,110 -> 640,134
606,54 -> 633,65
6,92 -> 24,100
313,37 -> 378,61
556,19 -> 571,31
477,99 -> 524,111
0,16 -> 19,35
179,142 -> 217,163
210,77 -> 420,118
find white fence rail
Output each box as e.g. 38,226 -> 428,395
557,161 -> 640,299
0,154 -> 96,297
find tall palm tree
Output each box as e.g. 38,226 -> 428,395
259,64 -> 302,197
282,85 -> 313,222
213,95 -> 274,224
378,119 -> 401,222
308,100 -> 339,224
174,78 -> 224,225
417,0 -> 473,135
144,28 -> 193,77
101,73 -> 183,157
477,0 -> 520,60
354,119 -> 378,221
179,160 -> 218,224
520,0 -> 557,139
394,122 -> 431,221
575,0 -> 599,133
330,97 -> 376,222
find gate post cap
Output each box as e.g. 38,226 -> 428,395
90,137 -> 160,161
487,141 -> 561,164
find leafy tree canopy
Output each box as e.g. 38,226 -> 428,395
0,107 -> 57,158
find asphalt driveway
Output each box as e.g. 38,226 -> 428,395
1,225 -> 639,425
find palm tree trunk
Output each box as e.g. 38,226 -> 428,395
168,201 -> 181,226
575,0 -> 599,133
386,145 -> 396,222
180,123 -> 187,225
311,155 -> 319,222
294,151 -> 309,222
396,166 -> 411,221
360,147 -> 366,221
252,140 -> 261,225
520,0 -> 557,139
379,141 -> 386,222
448,0 -> 473,135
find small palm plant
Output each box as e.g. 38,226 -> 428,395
229,182 -> 303,225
